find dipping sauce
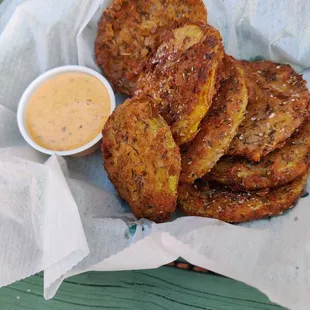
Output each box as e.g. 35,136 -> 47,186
26,72 -> 111,151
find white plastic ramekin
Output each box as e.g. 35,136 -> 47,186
17,65 -> 115,156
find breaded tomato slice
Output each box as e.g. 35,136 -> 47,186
180,55 -> 248,183
178,174 -> 308,223
102,96 -> 181,222
136,24 -> 223,146
95,0 -> 207,96
209,120 -> 310,191
228,61 -> 309,161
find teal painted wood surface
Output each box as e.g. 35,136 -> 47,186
0,267 -> 285,310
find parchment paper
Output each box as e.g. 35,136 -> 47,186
0,0 -> 310,309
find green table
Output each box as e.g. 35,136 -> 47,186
0,267 -> 285,310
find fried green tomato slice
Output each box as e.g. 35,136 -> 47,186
95,0 -> 207,96
136,24 -> 224,146
209,120 -> 310,191
102,96 -> 181,222
227,61 -> 309,162
178,173 -> 308,223
180,55 -> 248,183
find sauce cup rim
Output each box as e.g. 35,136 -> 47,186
17,65 -> 116,156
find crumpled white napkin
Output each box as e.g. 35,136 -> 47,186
0,1 -> 310,309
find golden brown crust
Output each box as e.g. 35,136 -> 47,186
178,174 -> 308,223
180,55 -> 248,183
209,120 -> 310,190
136,24 -> 223,146
227,61 -> 309,161
95,0 -> 207,95
102,96 -> 181,222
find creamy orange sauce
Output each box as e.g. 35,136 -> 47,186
26,72 -> 111,151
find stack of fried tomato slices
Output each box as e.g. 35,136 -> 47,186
98,0 -> 310,223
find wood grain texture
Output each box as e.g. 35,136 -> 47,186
0,267 -> 285,310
